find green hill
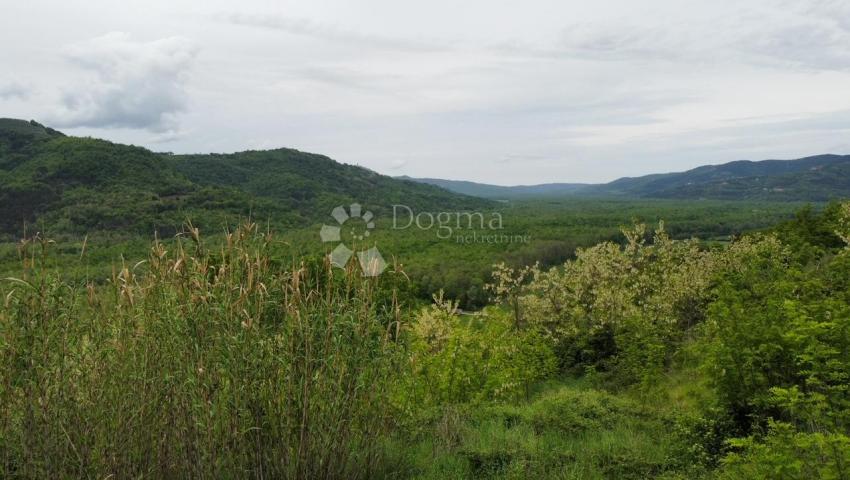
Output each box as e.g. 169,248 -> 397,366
599,154 -> 850,200
404,154 -> 850,201
0,119 -> 488,236
171,150 -> 488,220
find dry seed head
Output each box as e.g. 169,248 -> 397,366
4,289 -> 16,308
80,235 -> 88,260
86,283 -> 97,307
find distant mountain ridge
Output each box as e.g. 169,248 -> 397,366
403,153 -> 850,201
395,176 -> 592,199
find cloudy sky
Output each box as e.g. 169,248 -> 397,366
2,0 -> 850,184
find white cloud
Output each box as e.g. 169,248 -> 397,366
49,32 -> 198,133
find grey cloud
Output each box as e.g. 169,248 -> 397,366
448,92 -> 692,129
806,0 -> 850,31
558,23 -> 688,62
4,0 -> 850,185
610,109 -> 850,167
282,66 -> 403,92
217,12 -> 448,53
742,22 -> 850,71
492,6 -> 850,72
50,32 -> 198,133
489,23 -> 703,63
0,80 -> 31,100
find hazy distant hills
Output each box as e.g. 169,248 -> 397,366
0,118 -> 488,236
403,154 -> 850,201
395,177 -> 593,199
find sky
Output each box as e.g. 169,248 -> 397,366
1,0 -> 850,185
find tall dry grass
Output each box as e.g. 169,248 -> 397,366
0,222 -> 402,479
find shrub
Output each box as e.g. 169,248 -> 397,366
705,239 -> 850,432
400,293 -> 556,407
718,422 -> 850,480
512,222 -> 720,387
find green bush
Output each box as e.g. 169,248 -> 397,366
524,386 -> 649,434
399,294 -> 556,407
718,422 -> 850,480
705,242 -> 850,432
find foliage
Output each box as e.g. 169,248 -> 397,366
487,262 -> 536,328
399,293 -> 556,407
512,221 -> 719,387
704,238 -> 850,433
0,223 -> 402,479
463,201 -> 850,477
718,422 -> 850,480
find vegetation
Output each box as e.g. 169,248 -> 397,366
0,223 -> 404,478
0,118 -> 486,239
171,150 -> 491,222
3,119 -> 850,478
1,201 -> 849,478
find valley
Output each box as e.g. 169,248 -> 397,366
1,119 -> 849,479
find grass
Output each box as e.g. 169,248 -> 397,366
0,222 -> 403,479
384,379 -> 710,479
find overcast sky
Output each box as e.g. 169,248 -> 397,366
2,0 -> 850,184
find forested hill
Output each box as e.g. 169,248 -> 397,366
0,118 -> 489,236
169,150 -> 489,219
598,153 -> 850,200
405,153 -> 850,201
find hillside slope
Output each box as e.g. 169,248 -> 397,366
599,154 -> 850,200
0,119 -> 487,236
404,154 -> 850,201
171,151 -> 489,219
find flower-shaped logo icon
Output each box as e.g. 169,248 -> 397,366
320,203 -> 387,276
